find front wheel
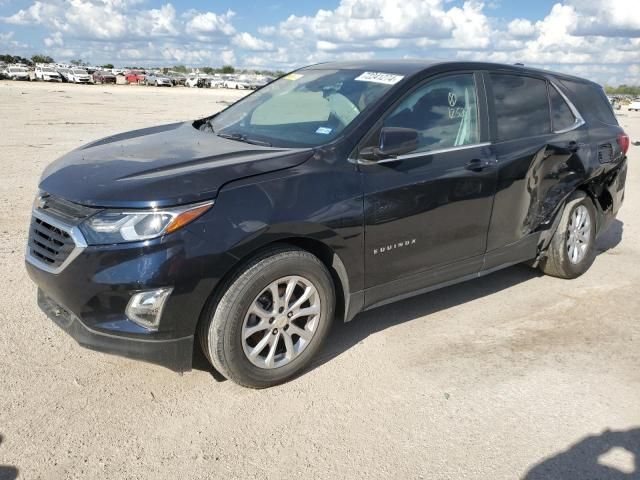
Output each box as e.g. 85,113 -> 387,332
539,191 -> 597,279
199,246 -> 335,388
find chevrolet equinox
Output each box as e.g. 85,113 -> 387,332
26,61 -> 629,388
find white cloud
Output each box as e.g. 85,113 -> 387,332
232,32 -> 274,51
508,18 -> 536,38
43,31 -> 63,47
184,10 -> 236,38
220,49 -> 236,65
568,0 -> 640,37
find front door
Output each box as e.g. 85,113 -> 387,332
359,72 -> 497,307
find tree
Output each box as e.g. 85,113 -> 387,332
101,63 -> 114,69
31,54 -> 55,64
221,65 -> 235,74
201,66 -> 214,75
70,59 -> 88,66
173,64 -> 187,73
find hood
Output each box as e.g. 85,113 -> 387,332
39,121 -> 312,208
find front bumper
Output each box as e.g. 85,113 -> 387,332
25,206 -> 237,372
38,289 -> 193,371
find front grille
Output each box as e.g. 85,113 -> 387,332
27,193 -> 93,272
28,217 -> 76,268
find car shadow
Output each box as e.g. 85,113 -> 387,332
310,218 -> 624,374
522,427 -> 640,479
310,262 -> 542,372
0,435 -> 18,480
596,218 -> 624,253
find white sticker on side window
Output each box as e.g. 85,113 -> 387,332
354,71 -> 404,85
315,127 -> 332,134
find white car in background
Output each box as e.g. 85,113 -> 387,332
628,101 -> 640,112
223,77 -> 251,89
34,66 -> 61,82
6,66 -> 30,81
68,68 -> 92,84
185,74 -> 209,88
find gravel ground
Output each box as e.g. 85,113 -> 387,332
0,81 -> 639,480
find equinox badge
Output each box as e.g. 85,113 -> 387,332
373,239 -> 416,255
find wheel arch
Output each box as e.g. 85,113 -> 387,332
196,236 -> 352,344
536,176 -> 612,263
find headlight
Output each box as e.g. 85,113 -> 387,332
80,201 -> 213,245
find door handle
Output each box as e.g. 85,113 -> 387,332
465,158 -> 493,172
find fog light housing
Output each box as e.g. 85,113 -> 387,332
125,287 -> 173,331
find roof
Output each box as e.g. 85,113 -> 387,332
304,59 -> 597,86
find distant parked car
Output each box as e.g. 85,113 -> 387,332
144,72 -> 172,87
93,70 -> 116,84
68,68 -> 92,84
35,66 -> 62,82
57,68 -> 71,82
249,77 -> 273,90
186,74 -> 209,88
628,101 -> 640,112
167,72 -> 186,86
125,70 -> 145,84
209,76 -> 225,88
224,78 -> 251,89
5,66 -> 30,81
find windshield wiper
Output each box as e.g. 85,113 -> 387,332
216,132 -> 272,147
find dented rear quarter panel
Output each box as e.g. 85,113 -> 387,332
487,102 -> 626,253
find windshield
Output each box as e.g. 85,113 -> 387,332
73,69 -> 87,74
43,68 -> 56,73
10,67 -> 27,73
209,69 -> 400,147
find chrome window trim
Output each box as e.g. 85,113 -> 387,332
548,80 -> 586,134
25,209 -> 88,275
355,142 -> 492,165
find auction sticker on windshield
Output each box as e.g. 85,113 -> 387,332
354,71 -> 404,85
284,73 -> 303,81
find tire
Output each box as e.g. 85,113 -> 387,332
539,191 -> 597,279
199,246 -> 335,388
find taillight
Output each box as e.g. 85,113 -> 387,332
617,132 -> 629,155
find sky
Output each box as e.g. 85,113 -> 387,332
1,0 -> 639,85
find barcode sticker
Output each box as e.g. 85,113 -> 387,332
354,71 -> 404,85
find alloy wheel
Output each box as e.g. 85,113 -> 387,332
241,276 -> 321,369
567,204 -> 591,264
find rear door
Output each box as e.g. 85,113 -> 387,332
483,72 -> 591,268
359,72 -> 497,307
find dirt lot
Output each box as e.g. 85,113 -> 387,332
0,81 -> 639,480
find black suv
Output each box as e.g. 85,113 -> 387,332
26,61 -> 628,388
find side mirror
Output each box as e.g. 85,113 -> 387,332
360,127 -> 419,161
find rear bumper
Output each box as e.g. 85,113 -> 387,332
38,289 -> 194,372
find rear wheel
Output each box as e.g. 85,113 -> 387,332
199,246 -> 335,388
539,191 -> 596,279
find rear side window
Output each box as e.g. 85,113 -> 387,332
490,74 -> 551,142
559,80 -> 618,125
549,85 -> 577,131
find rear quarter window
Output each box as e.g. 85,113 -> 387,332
549,85 -> 577,131
559,79 -> 618,126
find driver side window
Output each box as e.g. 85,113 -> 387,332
383,73 -> 479,154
